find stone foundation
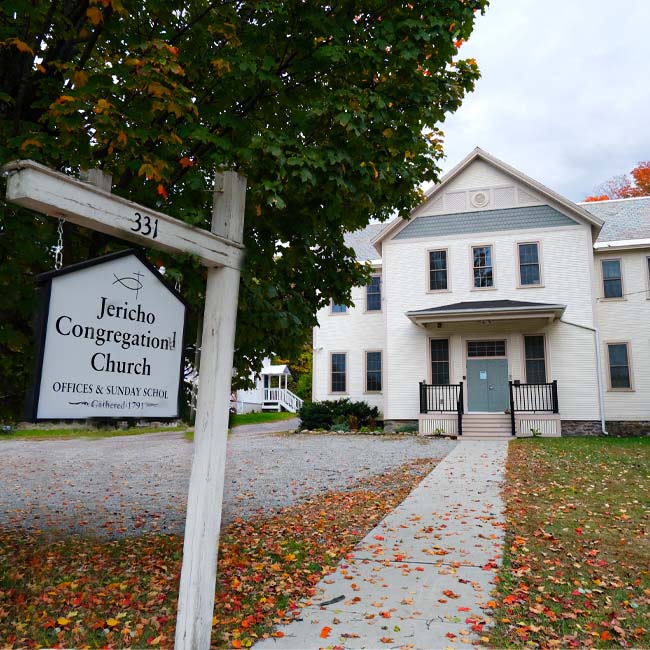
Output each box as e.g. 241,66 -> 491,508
383,419 -> 418,433
561,420 -> 602,436
562,420 -> 650,436
605,421 -> 650,436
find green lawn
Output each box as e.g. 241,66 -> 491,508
229,411 -> 297,427
489,437 -> 650,648
0,423 -> 190,440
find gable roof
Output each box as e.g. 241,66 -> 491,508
580,196 -> 650,244
344,223 -> 384,262
372,147 -> 604,254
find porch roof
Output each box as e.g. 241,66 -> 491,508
261,364 -> 291,376
406,299 -> 566,325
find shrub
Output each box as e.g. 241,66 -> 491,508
298,399 -> 379,430
329,423 -> 348,433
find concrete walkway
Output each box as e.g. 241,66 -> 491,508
256,440 -> 508,650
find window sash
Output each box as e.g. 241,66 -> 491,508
331,353 -> 347,392
367,275 -> 381,311
524,335 -> 546,383
429,250 -> 448,291
472,246 -> 493,288
430,339 -> 450,384
602,260 -> 623,298
467,340 -> 506,357
518,243 -> 541,286
607,343 -> 631,389
366,351 -> 382,392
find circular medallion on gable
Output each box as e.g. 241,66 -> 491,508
471,191 -> 489,208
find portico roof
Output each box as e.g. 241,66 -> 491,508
261,364 -> 291,376
406,299 -> 566,325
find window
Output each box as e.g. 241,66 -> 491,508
601,259 -> 623,298
524,335 -> 546,383
607,343 -> 631,389
430,339 -> 450,384
331,353 -> 347,393
467,340 -> 506,357
472,245 -> 494,288
429,250 -> 448,291
518,242 -> 541,286
366,351 -> 382,392
331,302 -> 347,313
367,275 -> 381,311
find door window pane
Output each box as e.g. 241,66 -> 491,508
366,351 -> 382,391
607,343 -> 631,388
524,335 -> 547,383
518,243 -> 541,286
602,260 -> 623,298
429,250 -> 448,291
331,353 -> 347,392
430,339 -> 450,384
472,246 -> 494,288
467,340 -> 506,357
367,275 -> 381,311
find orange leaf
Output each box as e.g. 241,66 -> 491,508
320,626 -> 332,639
379,637 -> 394,644
157,184 -> 168,200
232,641 -> 242,649
179,156 -> 194,168
87,6 -> 103,25
600,631 -> 613,641
272,631 -> 284,638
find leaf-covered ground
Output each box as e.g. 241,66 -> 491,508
0,457 -> 438,648
488,437 -> 650,649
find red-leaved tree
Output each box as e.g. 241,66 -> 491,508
585,161 -> 650,201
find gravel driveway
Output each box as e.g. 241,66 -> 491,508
0,424 -> 456,538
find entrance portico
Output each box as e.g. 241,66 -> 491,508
407,300 -> 565,437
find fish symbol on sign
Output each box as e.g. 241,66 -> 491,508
113,271 -> 144,299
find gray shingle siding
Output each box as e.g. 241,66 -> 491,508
581,196 -> 650,243
343,223 -> 385,261
393,205 -> 578,240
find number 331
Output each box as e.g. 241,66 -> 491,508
131,212 -> 159,239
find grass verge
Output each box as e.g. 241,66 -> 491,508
488,437 -> 650,649
0,457 -> 438,648
0,423 -> 190,440
229,411 -> 296,428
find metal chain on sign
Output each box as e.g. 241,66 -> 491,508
54,218 -> 65,270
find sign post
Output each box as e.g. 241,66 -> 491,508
3,160 -> 247,650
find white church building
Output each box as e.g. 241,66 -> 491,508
312,148 -> 650,437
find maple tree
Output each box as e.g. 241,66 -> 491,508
584,161 -> 650,201
0,0 -> 487,418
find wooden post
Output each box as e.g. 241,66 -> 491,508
174,171 -> 246,650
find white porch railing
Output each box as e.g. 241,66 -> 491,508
263,387 -> 303,413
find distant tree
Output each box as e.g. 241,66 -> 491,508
585,161 -> 650,201
0,0 -> 487,420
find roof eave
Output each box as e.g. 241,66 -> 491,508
406,304 -> 566,325
594,238 -> 650,251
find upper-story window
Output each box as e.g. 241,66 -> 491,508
429,250 -> 448,291
331,302 -> 347,314
518,242 -> 542,286
472,245 -> 494,289
646,256 -> 650,298
601,259 -> 623,298
366,275 -> 381,311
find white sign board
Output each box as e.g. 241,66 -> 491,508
32,249 -> 186,419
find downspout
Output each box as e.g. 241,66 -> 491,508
559,319 -> 608,435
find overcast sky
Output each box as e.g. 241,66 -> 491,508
438,0 -> 650,201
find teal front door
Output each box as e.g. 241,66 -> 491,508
467,359 -> 509,412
